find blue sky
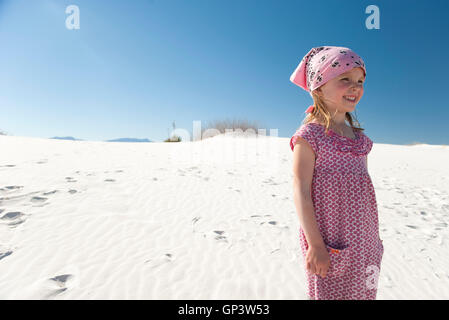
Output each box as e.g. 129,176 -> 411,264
0,0 -> 448,145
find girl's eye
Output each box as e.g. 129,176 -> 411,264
342,78 -> 364,84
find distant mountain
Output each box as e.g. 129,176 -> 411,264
50,136 -> 84,141
105,138 -> 152,143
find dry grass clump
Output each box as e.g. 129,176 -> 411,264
405,141 -> 426,146
200,118 -> 264,139
164,135 -> 181,142
164,118 -> 266,143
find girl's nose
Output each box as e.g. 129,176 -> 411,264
350,82 -> 363,91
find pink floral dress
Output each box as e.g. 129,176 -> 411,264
290,122 -> 384,300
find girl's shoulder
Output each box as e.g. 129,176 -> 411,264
290,122 -> 321,153
290,121 -> 373,156
296,121 -> 328,138
295,121 -> 324,133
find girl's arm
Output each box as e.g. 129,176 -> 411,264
292,139 -> 325,249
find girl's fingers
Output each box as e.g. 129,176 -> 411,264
308,263 -> 315,275
315,265 -> 322,277
320,268 -> 327,278
315,265 -> 326,278
313,265 -> 318,274
324,264 -> 329,277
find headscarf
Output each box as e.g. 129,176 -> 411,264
290,46 -> 366,113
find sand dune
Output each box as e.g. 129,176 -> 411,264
0,134 -> 448,299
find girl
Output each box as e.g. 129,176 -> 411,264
289,46 -> 383,300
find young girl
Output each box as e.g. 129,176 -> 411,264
289,46 -> 383,300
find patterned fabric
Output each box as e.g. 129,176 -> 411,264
323,244 -> 352,277
290,122 -> 384,300
290,46 -> 366,93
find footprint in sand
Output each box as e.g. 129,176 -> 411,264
1,211 -> 27,228
0,189 -> 57,207
144,253 -> 174,268
1,211 -> 25,220
30,196 -> 47,203
0,250 -> 13,261
245,215 -> 286,230
192,217 -> 201,224
30,196 -> 49,207
43,190 -> 57,196
49,274 -> 73,287
0,186 -> 24,192
213,230 -> 228,243
0,191 -> 41,206
262,178 -> 280,186
45,274 -> 75,298
215,235 -> 227,242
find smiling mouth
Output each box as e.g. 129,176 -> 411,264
344,95 -> 357,102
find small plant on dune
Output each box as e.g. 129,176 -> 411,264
200,117 -> 263,140
164,135 -> 182,142
406,141 -> 426,146
164,120 -> 182,142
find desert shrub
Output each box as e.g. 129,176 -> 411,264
164,135 -> 182,142
200,117 -> 264,139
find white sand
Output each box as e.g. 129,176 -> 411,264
0,134 -> 448,299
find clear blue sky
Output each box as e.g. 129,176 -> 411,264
1,0 -> 448,145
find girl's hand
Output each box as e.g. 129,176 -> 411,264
306,245 -> 330,278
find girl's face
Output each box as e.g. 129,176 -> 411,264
314,67 -> 365,114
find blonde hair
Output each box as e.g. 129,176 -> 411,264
301,90 -> 365,136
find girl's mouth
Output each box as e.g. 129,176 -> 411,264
344,95 -> 356,102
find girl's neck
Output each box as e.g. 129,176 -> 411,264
312,117 -> 348,128
311,118 -> 350,135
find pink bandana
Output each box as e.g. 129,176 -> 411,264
290,46 -> 366,113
